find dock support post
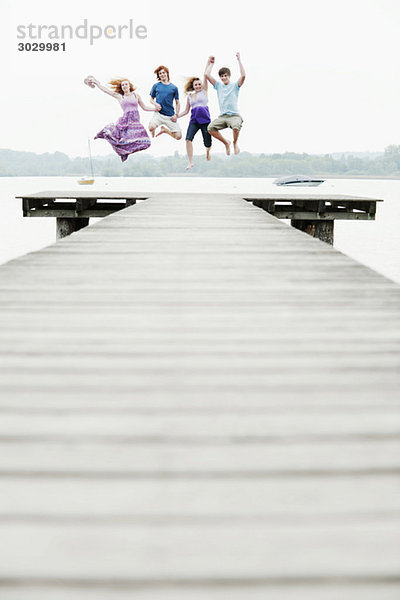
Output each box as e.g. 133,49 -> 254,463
56,218 -> 90,239
291,219 -> 334,245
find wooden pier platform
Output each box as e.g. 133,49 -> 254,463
1,192 -> 400,599
16,189 -> 383,244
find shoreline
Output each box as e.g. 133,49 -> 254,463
1,174 -> 400,181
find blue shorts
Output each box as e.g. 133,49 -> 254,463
186,121 -> 212,147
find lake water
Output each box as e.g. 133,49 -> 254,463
0,176 -> 399,284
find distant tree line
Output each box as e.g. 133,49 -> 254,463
2,145 -> 400,177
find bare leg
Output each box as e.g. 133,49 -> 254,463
155,125 -> 171,137
155,126 -> 182,140
186,140 -> 194,170
148,122 -> 157,138
206,147 -> 211,161
233,128 -> 240,154
209,130 -> 231,155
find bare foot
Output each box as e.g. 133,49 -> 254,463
233,143 -> 240,155
206,148 -> 211,161
225,142 -> 231,156
186,162 -> 194,170
155,126 -> 168,137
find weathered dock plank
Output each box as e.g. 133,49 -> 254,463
1,440 -> 400,474
1,519 -> 399,579
0,192 -> 399,599
1,475 -> 400,515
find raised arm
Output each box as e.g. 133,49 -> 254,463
136,94 -> 161,112
204,56 -> 216,87
202,58 -> 209,91
236,52 -> 246,87
84,76 -> 121,99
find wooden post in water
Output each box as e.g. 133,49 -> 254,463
291,219 -> 334,245
56,217 -> 89,239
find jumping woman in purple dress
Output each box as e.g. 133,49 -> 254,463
84,76 -> 160,162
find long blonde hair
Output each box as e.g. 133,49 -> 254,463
109,78 -> 136,94
184,77 -> 201,94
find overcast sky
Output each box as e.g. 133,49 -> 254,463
2,0 -> 400,158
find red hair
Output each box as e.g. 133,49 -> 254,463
109,78 -> 136,94
154,65 -> 170,81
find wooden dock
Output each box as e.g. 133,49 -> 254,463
16,190 -> 383,244
1,192 -> 400,599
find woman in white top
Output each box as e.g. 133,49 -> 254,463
178,74 -> 212,170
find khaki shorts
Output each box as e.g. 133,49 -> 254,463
208,114 -> 243,132
149,112 -> 181,134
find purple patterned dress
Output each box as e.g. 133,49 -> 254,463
95,95 -> 151,162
